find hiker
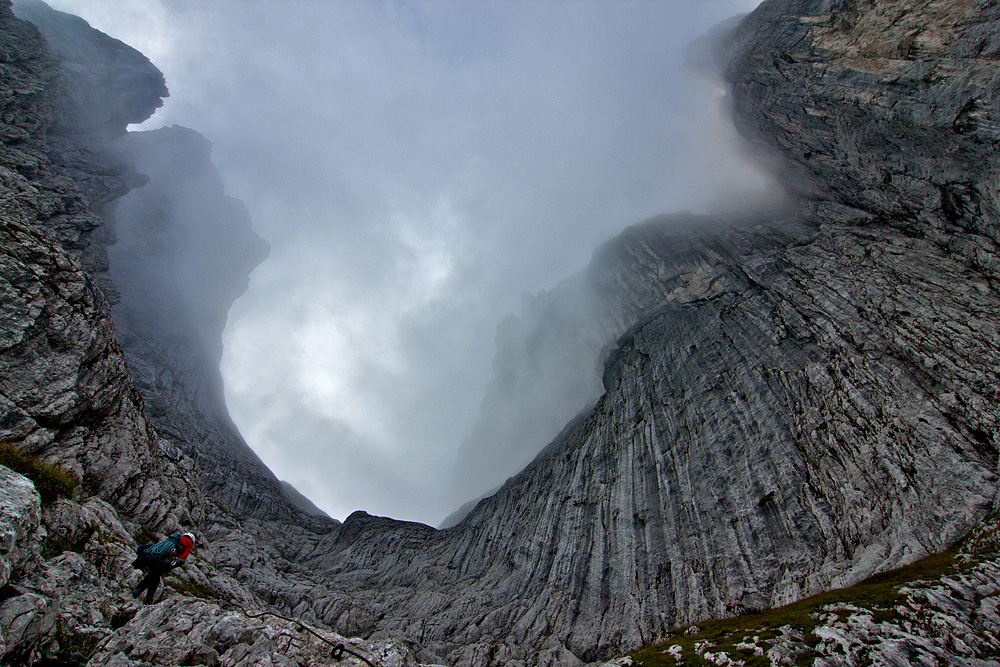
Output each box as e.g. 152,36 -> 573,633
131,532 -> 195,604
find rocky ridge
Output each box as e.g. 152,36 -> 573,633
726,0 -> 1000,238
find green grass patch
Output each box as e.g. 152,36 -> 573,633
631,508 -> 1000,667
630,545 -> 964,667
0,442 -> 76,504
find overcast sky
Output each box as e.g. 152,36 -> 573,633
46,0 -> 768,526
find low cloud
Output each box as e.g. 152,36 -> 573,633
48,0 -> 769,525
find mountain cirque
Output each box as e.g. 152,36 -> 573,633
0,0 -> 999,666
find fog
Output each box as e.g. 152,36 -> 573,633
46,0 -> 769,526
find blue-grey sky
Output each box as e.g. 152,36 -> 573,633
46,0 -> 768,525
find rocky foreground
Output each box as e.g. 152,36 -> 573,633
0,0 -> 998,666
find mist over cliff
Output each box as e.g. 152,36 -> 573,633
41,0 -> 773,525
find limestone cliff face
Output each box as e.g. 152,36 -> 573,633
286,216 -> 998,666
0,5 -> 427,664
254,1 -> 1000,664
16,0 -> 315,526
458,0 -> 1000,513
726,0 -> 1000,237
0,0 -> 198,534
0,2 -> 204,658
10,0 -> 164,291
451,209 -> 789,513
12,0 -> 165,141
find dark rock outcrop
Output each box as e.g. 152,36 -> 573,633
107,124 -> 309,523
12,0 -> 165,141
10,0 -> 158,292
0,2 -> 206,660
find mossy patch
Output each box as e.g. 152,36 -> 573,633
133,528 -> 159,547
0,442 -> 76,504
42,526 -> 97,560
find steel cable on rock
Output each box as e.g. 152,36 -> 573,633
222,597 -> 379,667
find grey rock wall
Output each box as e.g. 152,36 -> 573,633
0,0 -> 199,533
227,1 -> 1000,664
451,208 -> 790,512
0,467 -> 42,592
14,0 -> 319,527
632,511 -> 1000,665
9,0 -> 156,294
0,466 -> 53,665
12,0 -> 165,142
0,9 -> 430,665
725,0 -> 1000,237
274,214 -> 998,666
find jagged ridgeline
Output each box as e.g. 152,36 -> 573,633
0,1 -> 997,667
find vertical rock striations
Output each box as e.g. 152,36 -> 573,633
292,215 -> 999,666
451,208 -> 791,513
264,1 -> 1000,664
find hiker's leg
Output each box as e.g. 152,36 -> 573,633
144,571 -> 161,604
135,570 -> 156,595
